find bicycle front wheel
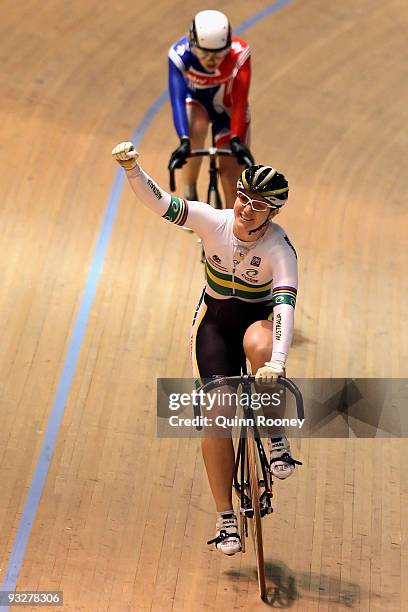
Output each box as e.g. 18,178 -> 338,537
208,187 -> 223,210
247,429 -> 266,599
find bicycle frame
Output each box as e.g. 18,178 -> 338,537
168,134 -> 253,265
169,145 -> 233,263
169,128 -> 253,205
195,374 -> 304,599
195,374 -> 304,517
169,145 -> 233,210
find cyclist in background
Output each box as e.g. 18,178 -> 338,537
168,10 -> 254,208
112,142 -> 301,556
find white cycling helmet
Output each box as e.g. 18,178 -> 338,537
189,10 -> 231,52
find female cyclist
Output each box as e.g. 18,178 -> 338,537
168,10 -> 254,207
112,142 -> 301,555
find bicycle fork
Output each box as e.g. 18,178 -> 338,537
233,435 -> 274,521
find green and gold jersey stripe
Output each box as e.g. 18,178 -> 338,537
271,287 -> 297,308
162,196 -> 188,226
206,260 -> 272,291
206,263 -> 272,300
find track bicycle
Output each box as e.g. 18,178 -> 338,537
194,374 -> 304,600
168,136 -> 253,261
169,144 -> 238,210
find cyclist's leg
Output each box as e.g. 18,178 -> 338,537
191,295 -> 242,513
182,99 -> 209,200
244,315 -> 301,478
243,318 -> 273,373
243,317 -> 284,428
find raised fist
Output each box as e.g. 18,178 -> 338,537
112,141 -> 139,170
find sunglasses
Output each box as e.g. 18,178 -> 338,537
237,191 -> 278,212
193,47 -> 229,61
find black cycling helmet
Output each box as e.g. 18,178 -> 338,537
237,165 -> 289,207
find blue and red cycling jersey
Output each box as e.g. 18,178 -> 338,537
168,35 -> 251,145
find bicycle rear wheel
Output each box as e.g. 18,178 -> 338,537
247,429 -> 266,599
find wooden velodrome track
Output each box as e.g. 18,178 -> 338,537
0,0 -> 407,610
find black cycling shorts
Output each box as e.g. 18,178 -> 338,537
190,292 -> 274,381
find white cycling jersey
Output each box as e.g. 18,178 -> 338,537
125,163 -> 298,362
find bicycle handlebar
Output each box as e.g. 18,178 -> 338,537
169,147 -> 253,192
194,374 -> 304,422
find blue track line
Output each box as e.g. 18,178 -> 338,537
0,0 -> 292,605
